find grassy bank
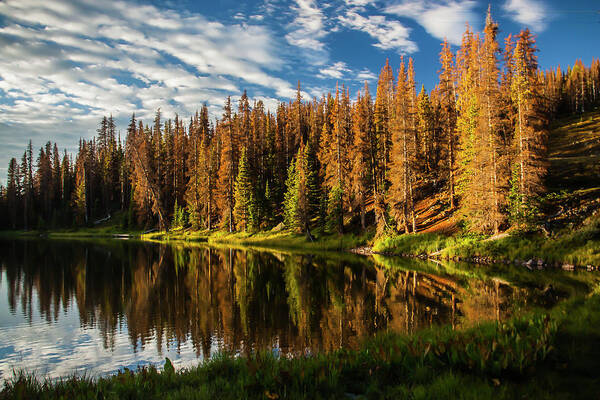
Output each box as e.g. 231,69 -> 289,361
142,228 -> 375,253
373,215 -> 600,268
4,220 -> 599,268
4,289 -> 600,399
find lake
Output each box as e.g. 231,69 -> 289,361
0,238 -> 583,381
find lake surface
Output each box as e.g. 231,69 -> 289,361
0,238 -> 580,381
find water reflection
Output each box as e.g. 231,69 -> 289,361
0,239 -> 532,380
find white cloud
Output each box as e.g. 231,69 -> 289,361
318,61 -> 351,79
385,0 -> 479,45
343,0 -> 377,6
338,9 -> 418,53
503,0 -> 550,32
285,0 -> 329,64
356,69 -> 377,81
0,0 -> 303,179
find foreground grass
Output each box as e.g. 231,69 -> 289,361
4,290 -> 600,399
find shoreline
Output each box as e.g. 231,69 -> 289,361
2,222 -> 600,271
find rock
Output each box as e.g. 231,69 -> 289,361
349,247 -> 373,256
561,263 -> 575,271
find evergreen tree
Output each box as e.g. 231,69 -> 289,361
233,147 -> 257,232
351,83 -> 374,230
326,184 -> 344,234
389,58 -> 418,233
217,97 -> 238,232
478,7 -> 506,233
416,85 -> 435,174
283,160 -> 298,230
6,158 -> 19,229
438,39 -> 458,209
509,28 -> 547,224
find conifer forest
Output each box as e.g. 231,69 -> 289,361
1,13 -> 599,238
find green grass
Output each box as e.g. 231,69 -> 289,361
143,227 -> 375,254
5,289 -> 600,399
372,232 -> 483,256
442,219 -> 600,266
373,214 -> 600,267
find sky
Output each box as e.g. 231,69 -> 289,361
0,0 -> 598,183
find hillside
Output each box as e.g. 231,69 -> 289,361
415,109 -> 600,234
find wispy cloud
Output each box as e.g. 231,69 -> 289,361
356,69 -> 377,82
0,0 -> 304,178
318,62 -> 351,79
343,0 -> 377,6
0,0 -> 298,118
502,0 -> 550,32
385,0 -> 479,45
285,0 -> 329,64
338,9 -> 418,53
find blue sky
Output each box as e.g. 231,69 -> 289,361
0,0 -> 598,183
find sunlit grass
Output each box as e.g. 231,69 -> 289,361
142,227 -> 375,253
373,215 -> 600,267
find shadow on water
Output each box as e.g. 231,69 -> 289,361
0,238 -> 595,380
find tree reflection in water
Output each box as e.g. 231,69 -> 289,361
0,239 -> 529,361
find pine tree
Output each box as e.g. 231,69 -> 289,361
233,147 -> 257,232
186,110 -> 206,229
52,143 -> 61,214
286,140 -> 321,235
416,85 -> 435,174
351,83 -> 374,230
128,118 -> 168,230
283,159 -> 297,230
438,39 -> 458,209
6,158 -> 19,229
73,141 -> 88,225
326,184 -> 344,234
389,58 -> 417,233
509,29 -> 547,225
217,97 -> 238,232
36,143 -> 53,222
374,59 -> 394,192
455,26 -> 483,229
478,7 -> 506,233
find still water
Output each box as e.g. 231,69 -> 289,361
0,238 -> 568,381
